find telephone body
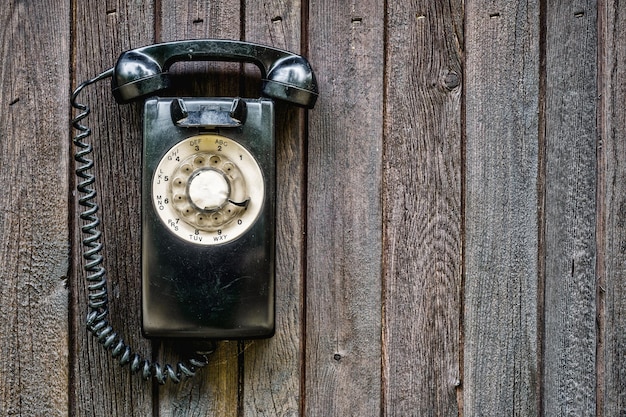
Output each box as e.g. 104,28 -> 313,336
110,40 -> 318,339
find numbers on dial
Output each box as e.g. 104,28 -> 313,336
152,134 -> 264,245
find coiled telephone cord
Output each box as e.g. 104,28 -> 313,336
71,69 -> 212,384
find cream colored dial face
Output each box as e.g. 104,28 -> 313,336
152,134 -> 264,245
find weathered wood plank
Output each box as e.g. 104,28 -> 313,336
243,1 -> 306,416
382,1 -> 463,415
597,0 -> 623,414
70,1 -> 155,415
542,1 -> 598,415
0,1 -> 70,416
464,1 -> 541,415
158,0 -> 242,98
306,1 -> 384,416
156,1 -> 241,416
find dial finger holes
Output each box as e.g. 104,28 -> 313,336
153,134 -> 264,246
173,177 -> 185,187
180,204 -> 194,217
194,155 -> 207,166
223,162 -> 235,174
196,213 -> 208,227
181,163 -> 193,174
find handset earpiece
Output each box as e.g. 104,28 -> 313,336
111,50 -> 170,104
111,39 -> 318,108
262,55 -> 318,108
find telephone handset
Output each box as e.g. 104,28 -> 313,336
111,39 -> 318,107
71,40 -> 317,383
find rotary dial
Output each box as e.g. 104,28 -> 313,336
152,134 -> 264,245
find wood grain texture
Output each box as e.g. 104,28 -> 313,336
0,1 -> 70,416
158,0 -> 242,98
243,1 -> 306,416
156,1 -> 242,416
306,1 -> 384,415
71,1 -> 155,416
382,1 -> 463,416
599,1 -> 626,414
464,1 -> 541,415
542,1 -> 598,415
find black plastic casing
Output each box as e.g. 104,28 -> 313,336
111,39 -> 318,108
141,97 -> 275,339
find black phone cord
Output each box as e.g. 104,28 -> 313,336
70,69 -> 213,385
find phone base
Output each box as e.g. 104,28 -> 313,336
141,97 -> 275,340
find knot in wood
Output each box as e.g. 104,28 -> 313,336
443,71 -> 460,90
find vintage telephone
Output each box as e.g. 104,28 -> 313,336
71,40 -> 317,383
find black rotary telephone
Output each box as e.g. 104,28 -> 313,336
71,39 -> 317,384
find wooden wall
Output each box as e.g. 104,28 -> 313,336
1,0 -> 625,416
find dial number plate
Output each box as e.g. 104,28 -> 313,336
152,134 -> 264,245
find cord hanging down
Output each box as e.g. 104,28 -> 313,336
70,69 -> 212,385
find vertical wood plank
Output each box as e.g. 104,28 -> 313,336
156,2 -> 241,416
71,1 -> 155,415
542,1 -> 598,415
306,1 -> 384,415
599,1 -> 626,414
0,1 -> 70,416
382,0 -> 463,416
243,2 -> 306,417
464,1 -> 541,415
158,0 -> 242,98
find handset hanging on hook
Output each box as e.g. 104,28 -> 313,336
111,39 -> 319,107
